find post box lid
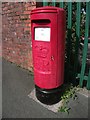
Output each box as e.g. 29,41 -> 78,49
31,6 -> 64,14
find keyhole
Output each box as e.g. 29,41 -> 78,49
51,56 -> 54,61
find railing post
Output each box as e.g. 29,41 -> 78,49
43,0 -> 48,6
79,2 -> 90,87
87,69 -> 90,90
73,2 -> 81,82
52,0 -> 56,6
59,0 -> 64,8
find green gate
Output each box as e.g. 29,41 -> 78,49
41,1 -> 90,89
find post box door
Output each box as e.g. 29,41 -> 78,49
31,13 -> 58,89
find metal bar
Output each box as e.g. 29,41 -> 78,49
66,2 -> 72,81
79,2 -> 90,87
73,2 -> 81,80
43,0 -> 48,6
87,69 -> 90,90
77,74 -> 88,81
59,1 -> 64,8
52,0 -> 56,6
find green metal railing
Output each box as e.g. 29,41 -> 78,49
42,1 -> 90,89
79,2 -> 90,89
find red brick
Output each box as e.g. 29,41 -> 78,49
25,20 -> 30,23
28,6 -> 36,11
2,2 -> 35,71
31,1 -> 36,6
25,3 -> 32,8
23,11 -> 31,15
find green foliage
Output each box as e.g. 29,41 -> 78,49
58,106 -> 71,114
58,84 -> 79,114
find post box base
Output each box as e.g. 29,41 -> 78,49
35,85 -> 63,105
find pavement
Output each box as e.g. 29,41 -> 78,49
2,59 -> 89,118
0,58 -> 2,120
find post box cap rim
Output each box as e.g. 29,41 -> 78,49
31,6 -> 65,14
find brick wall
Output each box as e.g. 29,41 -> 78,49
2,2 -> 36,71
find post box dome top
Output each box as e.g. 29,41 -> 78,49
31,6 -> 65,14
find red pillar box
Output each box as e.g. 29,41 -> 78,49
31,6 -> 66,104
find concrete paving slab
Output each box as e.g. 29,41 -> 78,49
77,87 -> 90,97
28,88 -> 64,113
0,57 -> 2,120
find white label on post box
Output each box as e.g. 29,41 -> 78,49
35,28 -> 50,42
